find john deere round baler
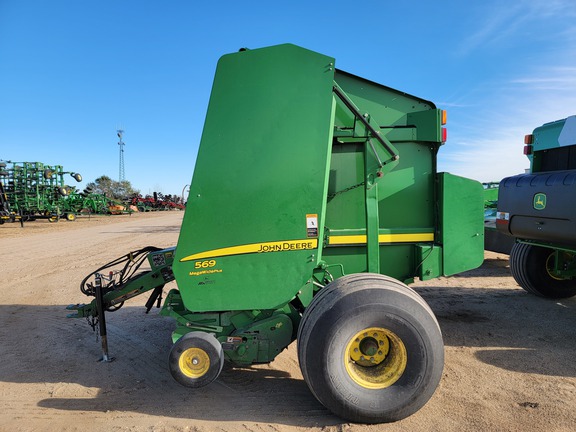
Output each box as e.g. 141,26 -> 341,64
68,44 -> 484,423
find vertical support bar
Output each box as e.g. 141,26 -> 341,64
94,274 -> 113,362
365,142 -> 380,273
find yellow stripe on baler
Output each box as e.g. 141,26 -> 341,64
180,238 -> 319,262
328,233 -> 434,245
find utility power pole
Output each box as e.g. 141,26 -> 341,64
117,129 -> 125,182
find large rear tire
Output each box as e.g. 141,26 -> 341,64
297,273 -> 444,423
510,243 -> 576,299
169,331 -> 224,388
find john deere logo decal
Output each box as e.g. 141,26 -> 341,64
533,193 -> 547,210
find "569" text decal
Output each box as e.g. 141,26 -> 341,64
194,259 -> 216,269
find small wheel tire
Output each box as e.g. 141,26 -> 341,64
169,332 -> 224,388
297,273 -> 444,424
48,215 -> 58,223
510,243 -> 576,299
66,213 -> 76,221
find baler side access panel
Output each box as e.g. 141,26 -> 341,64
69,44 -> 484,424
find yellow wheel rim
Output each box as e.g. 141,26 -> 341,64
546,253 -> 564,281
179,347 -> 210,379
344,327 -> 407,389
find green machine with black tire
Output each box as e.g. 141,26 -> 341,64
68,44 -> 484,423
0,160 -> 82,222
497,115 -> 576,300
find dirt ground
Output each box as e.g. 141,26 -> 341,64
1,212 -> 575,432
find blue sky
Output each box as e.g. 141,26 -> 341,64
1,0 -> 575,196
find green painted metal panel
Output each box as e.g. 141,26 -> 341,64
439,173 -> 484,276
333,70 -> 437,127
323,71 -> 440,278
531,116 -> 576,172
416,245 -> 442,281
533,117 -> 572,151
173,44 -> 335,312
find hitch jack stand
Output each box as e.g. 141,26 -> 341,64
94,274 -> 114,363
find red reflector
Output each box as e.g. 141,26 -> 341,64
441,128 -> 447,142
524,134 -> 534,144
523,145 -> 533,155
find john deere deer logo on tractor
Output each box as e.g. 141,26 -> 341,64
533,193 -> 547,210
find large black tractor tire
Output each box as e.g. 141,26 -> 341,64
169,331 -> 224,388
510,243 -> 576,299
297,273 -> 444,424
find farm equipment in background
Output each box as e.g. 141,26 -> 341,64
497,115 -> 576,299
0,160 -> 138,223
483,182 -> 515,254
0,160 -> 82,222
67,44 -> 484,423
67,186 -> 134,215
0,162 -> 21,224
130,192 -> 185,212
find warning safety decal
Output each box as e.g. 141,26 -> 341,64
306,214 -> 318,238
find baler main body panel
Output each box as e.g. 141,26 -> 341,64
173,44 -> 484,312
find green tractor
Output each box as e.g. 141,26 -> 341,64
68,44 -> 484,423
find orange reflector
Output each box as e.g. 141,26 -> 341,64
441,127 -> 447,142
524,134 -> 534,144
441,110 -> 447,125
